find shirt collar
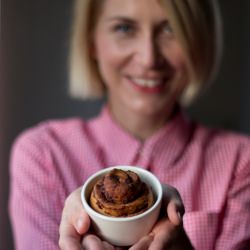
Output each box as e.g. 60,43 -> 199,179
93,106 -> 141,165
93,105 -> 193,167
141,110 -> 193,168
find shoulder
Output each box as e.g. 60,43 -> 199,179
11,116 -> 101,161
194,122 -> 250,149
10,117 -> 97,178
192,121 -> 250,173
13,118 -> 85,148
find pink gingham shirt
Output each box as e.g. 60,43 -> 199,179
9,106 -> 250,250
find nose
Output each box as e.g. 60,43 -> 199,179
135,34 -> 164,69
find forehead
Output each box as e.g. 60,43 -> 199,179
98,0 -> 168,21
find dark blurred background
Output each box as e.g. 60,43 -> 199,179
1,0 -> 250,249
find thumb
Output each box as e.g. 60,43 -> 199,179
162,184 -> 185,225
74,210 -> 91,234
167,199 -> 184,226
59,208 -> 90,249
59,187 -> 91,249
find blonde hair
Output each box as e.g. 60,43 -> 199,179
162,0 -> 222,105
69,0 -> 222,105
69,0 -> 105,98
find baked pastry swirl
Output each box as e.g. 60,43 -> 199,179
90,168 -> 154,217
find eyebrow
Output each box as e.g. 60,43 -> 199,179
106,16 -> 169,26
105,16 -> 137,23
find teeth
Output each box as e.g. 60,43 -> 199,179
132,78 -> 162,87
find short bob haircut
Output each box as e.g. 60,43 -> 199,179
69,0 -> 222,106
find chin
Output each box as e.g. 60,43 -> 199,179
128,98 -> 172,117
129,105 -> 166,118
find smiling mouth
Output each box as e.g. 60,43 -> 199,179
127,76 -> 168,93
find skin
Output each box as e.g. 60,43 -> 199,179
93,0 -> 188,140
59,0 -> 193,249
59,186 -> 191,250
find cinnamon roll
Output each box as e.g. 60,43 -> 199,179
90,168 -> 154,217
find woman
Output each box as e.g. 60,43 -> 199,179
9,0 -> 250,249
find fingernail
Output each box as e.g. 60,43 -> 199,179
76,217 -> 84,233
149,232 -> 155,238
177,211 -> 182,220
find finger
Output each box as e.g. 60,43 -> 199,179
148,233 -> 171,250
59,216 -> 83,249
82,234 -> 105,250
74,210 -> 91,234
129,234 -> 154,250
59,188 -> 90,249
61,187 -> 90,235
102,241 -> 116,250
59,235 -> 83,250
149,219 -> 175,250
162,184 -> 185,218
162,185 -> 184,210
167,200 -> 183,226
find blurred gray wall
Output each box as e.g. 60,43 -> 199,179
1,0 -> 250,249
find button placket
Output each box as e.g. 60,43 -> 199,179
135,144 -> 153,170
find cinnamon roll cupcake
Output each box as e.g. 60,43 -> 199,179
90,168 -> 154,217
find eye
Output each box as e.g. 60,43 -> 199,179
160,21 -> 173,37
113,23 -> 134,34
163,23 -> 173,33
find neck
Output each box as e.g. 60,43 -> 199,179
108,103 -> 178,141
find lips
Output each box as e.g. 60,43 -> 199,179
126,76 -> 168,93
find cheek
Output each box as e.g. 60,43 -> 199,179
164,45 -> 189,88
166,44 -> 186,70
95,37 -> 127,70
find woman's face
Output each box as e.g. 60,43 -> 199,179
92,0 -> 188,120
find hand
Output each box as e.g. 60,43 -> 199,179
129,184 -> 194,250
59,187 -> 89,250
58,188 -> 124,250
59,185 -> 193,250
82,235 -> 127,250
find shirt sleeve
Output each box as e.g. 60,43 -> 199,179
215,143 -> 250,250
9,128 -> 62,250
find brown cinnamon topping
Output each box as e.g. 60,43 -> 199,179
90,169 -> 154,217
